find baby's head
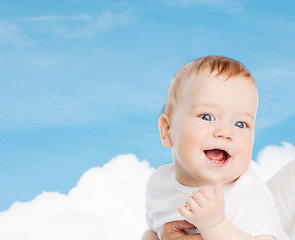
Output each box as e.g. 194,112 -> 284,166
159,56 -> 259,187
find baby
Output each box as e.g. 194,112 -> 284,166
143,56 -> 288,240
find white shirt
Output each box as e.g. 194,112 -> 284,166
145,164 -> 288,239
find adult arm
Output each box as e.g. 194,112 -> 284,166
162,220 -> 203,240
142,229 -> 158,240
142,221 -> 201,240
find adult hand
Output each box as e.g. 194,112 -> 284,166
162,220 -> 204,240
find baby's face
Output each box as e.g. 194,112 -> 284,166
169,71 -> 258,187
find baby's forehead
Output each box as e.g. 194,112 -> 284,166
165,56 -> 256,116
175,70 -> 249,97
173,71 -> 258,110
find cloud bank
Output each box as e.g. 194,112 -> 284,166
0,143 -> 294,240
0,154 -> 154,240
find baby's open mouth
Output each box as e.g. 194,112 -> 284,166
204,149 -> 231,166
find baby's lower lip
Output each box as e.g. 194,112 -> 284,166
208,158 -> 229,167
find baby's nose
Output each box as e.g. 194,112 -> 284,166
213,126 -> 233,141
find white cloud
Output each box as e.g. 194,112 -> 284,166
25,14 -> 90,22
252,142 -> 295,182
22,11 -> 137,39
0,154 -> 154,240
1,143 -> 294,240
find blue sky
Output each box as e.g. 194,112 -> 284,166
0,0 -> 294,211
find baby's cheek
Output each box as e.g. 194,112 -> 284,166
178,133 -> 198,155
240,138 -> 254,160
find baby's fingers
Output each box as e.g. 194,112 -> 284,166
186,196 -> 200,212
178,204 -> 192,218
192,191 -> 208,207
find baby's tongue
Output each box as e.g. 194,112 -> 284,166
205,149 -> 224,161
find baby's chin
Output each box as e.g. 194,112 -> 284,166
218,174 -> 244,186
204,175 -> 241,186
209,164 -> 249,185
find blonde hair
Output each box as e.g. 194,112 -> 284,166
165,56 -> 255,116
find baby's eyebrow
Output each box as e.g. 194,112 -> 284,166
230,111 -> 256,121
190,103 -> 219,109
243,112 -> 256,121
190,103 -> 256,120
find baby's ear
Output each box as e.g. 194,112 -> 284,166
158,113 -> 172,147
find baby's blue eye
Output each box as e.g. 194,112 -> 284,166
200,114 -> 215,121
235,121 -> 247,128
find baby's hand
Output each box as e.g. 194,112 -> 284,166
179,183 -> 225,233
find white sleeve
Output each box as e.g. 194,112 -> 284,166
145,209 -> 155,232
145,171 -> 157,232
